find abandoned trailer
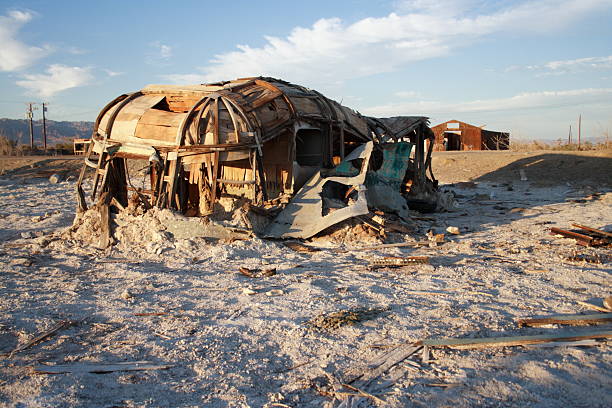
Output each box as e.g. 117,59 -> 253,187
76,77 -> 440,238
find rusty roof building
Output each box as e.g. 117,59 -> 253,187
431,120 -> 509,151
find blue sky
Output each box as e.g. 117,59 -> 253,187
0,0 -> 611,141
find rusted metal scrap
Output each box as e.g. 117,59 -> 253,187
550,226 -> 611,247
76,77 -> 440,239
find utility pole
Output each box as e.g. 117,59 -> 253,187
568,125 -> 572,144
42,102 -> 48,151
578,114 -> 582,148
25,103 -> 37,150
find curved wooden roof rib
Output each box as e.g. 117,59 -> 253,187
176,95 -> 211,146
92,93 -> 130,138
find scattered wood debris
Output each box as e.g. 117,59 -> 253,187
350,241 -> 421,251
369,256 -> 429,269
566,253 -> 608,264
337,343 -> 422,406
306,307 -> 389,332
274,359 -> 314,374
427,230 -> 445,245
577,300 -> 612,313
32,361 -> 173,374
283,241 -> 320,253
550,225 -> 612,247
238,267 -> 277,278
517,313 -> 612,327
572,223 -> 612,238
8,319 -> 75,356
419,329 -> 612,349
133,312 -> 168,317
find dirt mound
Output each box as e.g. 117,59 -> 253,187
432,150 -> 612,186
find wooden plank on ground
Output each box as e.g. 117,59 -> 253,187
572,223 -> 612,238
8,320 -> 75,356
517,313 -> 612,327
32,361 -> 173,374
577,301 -> 612,313
524,340 -> 602,348
420,330 -> 612,349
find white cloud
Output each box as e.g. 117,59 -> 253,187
507,55 -> 612,75
167,0 -> 612,86
103,68 -> 124,77
0,10 -> 51,71
362,88 -> 612,116
16,64 -> 93,97
545,55 -> 612,72
148,41 -> 172,61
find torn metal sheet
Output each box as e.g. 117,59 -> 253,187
365,142 -> 413,220
264,143 -> 373,239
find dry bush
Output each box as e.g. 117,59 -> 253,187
510,139 -> 611,152
0,133 -> 17,155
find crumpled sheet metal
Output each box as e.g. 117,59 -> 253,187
264,143 -> 373,239
365,142 -> 413,221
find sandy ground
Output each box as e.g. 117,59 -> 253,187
0,151 -> 611,407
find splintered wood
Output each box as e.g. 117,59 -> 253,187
369,256 -> 430,268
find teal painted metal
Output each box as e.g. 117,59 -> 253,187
366,142 -> 413,188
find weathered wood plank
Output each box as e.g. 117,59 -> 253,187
33,361 -> 172,374
420,330 -> 612,349
572,223 -> 612,238
517,313 -> 612,327
8,320 -> 75,356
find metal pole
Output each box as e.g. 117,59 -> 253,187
26,103 -> 34,149
568,125 -> 572,145
42,103 -> 48,151
578,114 -> 581,147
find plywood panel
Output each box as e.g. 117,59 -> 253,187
111,95 -> 165,142
134,109 -> 186,142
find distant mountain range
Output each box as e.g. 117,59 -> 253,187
0,118 -> 93,147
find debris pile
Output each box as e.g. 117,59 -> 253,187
550,223 -> 612,247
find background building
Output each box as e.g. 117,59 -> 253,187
430,120 -> 509,151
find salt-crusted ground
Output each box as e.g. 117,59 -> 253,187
0,152 -> 611,407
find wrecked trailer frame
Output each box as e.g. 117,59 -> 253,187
76,77 -> 438,238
